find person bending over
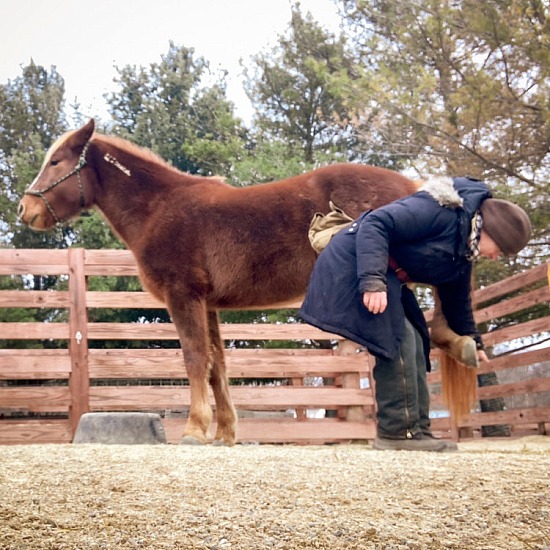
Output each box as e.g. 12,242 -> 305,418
300,176 -> 531,452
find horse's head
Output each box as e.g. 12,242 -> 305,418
18,119 -> 96,231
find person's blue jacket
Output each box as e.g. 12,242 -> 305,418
299,176 -> 492,363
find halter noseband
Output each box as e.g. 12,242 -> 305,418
24,141 -> 91,226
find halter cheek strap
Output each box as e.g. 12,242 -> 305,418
25,141 -> 91,226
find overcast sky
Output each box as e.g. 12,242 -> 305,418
0,0 -> 341,124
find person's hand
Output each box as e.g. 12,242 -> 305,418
477,349 -> 490,364
363,291 -> 387,314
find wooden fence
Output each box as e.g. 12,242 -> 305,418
0,249 -> 548,444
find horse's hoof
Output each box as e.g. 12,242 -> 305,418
212,438 -> 235,447
460,337 -> 479,368
180,435 -> 205,445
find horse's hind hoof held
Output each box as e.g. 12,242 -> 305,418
460,337 -> 479,369
180,435 -> 205,445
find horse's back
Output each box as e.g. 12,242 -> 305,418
171,163 -> 416,221
304,163 -> 417,218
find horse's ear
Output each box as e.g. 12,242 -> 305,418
68,118 -> 95,150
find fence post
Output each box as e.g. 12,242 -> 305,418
291,377 -> 307,420
337,340 -> 365,423
68,248 -> 90,437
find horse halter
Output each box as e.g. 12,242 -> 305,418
24,141 -> 91,226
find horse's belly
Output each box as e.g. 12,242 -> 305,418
216,295 -> 305,311
207,255 -> 314,310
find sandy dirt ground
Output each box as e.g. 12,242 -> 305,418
1,436 -> 549,549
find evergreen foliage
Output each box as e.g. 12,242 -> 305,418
338,0 -> 549,270
0,1 -> 547,353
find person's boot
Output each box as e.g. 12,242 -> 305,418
420,430 -> 458,451
373,433 -> 450,452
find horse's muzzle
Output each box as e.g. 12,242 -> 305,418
17,197 -> 51,231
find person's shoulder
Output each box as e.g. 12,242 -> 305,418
452,177 -> 492,212
453,176 -> 490,191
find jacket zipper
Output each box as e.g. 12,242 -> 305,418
399,350 -> 413,439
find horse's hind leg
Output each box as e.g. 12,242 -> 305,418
207,310 -> 237,446
430,289 -> 478,368
168,296 -> 213,445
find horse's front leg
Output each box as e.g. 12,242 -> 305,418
207,310 -> 237,446
430,289 -> 478,368
167,296 -> 213,445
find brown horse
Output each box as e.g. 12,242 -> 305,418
19,119 -> 476,444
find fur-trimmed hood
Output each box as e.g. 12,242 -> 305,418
419,176 -> 463,209
419,176 -> 492,218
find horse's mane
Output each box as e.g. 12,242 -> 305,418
92,132 -> 226,184
93,133 -> 180,173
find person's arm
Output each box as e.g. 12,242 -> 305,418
436,263 -> 484,349
440,274 -> 490,364
356,194 -> 447,294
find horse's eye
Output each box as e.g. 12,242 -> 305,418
50,159 -> 60,166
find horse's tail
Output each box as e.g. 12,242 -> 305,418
439,352 -> 478,425
431,271 -> 480,427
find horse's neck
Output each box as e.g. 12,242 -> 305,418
92,140 -> 177,248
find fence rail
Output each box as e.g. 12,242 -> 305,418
0,249 -> 548,444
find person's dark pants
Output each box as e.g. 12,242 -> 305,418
373,318 -> 431,439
